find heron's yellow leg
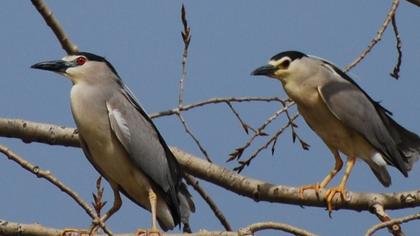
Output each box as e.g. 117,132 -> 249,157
299,151 -> 343,198
136,189 -> 161,236
149,189 -> 159,232
325,156 -> 356,215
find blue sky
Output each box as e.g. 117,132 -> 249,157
1,1 -> 420,235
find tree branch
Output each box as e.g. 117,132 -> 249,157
239,221 -> 318,236
31,0 -> 78,54
1,118 -> 420,213
149,96 -> 285,119
369,203 -> 403,236
0,145 -> 113,235
389,14 -> 402,80
183,174 -> 232,231
344,0 -> 400,72
0,219 -> 318,236
405,0 -> 420,7
365,211 -> 420,236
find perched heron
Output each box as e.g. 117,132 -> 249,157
252,50 -> 420,212
31,52 -> 195,234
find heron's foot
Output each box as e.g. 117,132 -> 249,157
60,228 -> 90,236
136,227 -> 161,236
298,183 -> 322,198
324,185 -> 349,216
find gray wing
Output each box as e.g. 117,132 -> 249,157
317,79 -> 408,176
106,89 -> 182,222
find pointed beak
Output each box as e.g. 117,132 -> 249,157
251,64 -> 277,76
31,60 -> 72,73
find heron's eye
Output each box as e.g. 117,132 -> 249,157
279,59 -> 290,69
76,57 -> 87,65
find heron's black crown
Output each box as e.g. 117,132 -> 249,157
271,51 -> 307,61
72,51 -> 120,78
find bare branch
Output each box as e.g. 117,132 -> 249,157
0,119 -> 80,147
178,4 -> 191,105
0,220 -> 62,236
227,101 -> 295,162
233,113 -> 299,173
31,0 -> 78,54
344,0 -> 400,72
176,113 -> 211,162
184,174 -> 232,231
365,211 -> 420,236
389,15 -> 402,80
172,146 -> 420,211
92,176 -> 107,218
369,203 -> 403,236
151,96 -> 285,118
226,102 -> 251,134
0,144 -> 113,235
239,221 -> 318,236
2,119 -> 420,213
285,109 -> 310,150
405,0 -> 420,7
0,144 -> 95,219
0,219 -> 319,236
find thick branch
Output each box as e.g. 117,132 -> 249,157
0,219 -> 318,236
1,118 -> 420,212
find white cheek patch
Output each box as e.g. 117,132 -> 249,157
62,55 -> 78,62
372,152 -> 387,167
269,57 -> 291,67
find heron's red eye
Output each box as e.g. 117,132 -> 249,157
76,57 -> 87,65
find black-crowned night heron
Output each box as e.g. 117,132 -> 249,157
252,50 -> 420,213
31,52 -> 195,234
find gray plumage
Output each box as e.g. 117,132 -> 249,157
31,52 -> 194,232
252,50 -> 420,187
318,61 -> 420,185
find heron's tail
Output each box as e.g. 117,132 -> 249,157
178,182 -> 195,233
381,113 -> 420,172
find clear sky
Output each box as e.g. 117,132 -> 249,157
1,1 -> 420,235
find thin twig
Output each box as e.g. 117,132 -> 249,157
234,114 -> 299,173
239,221 -> 318,236
176,113 -> 212,162
285,109 -> 310,151
344,0 -> 400,72
0,145 -> 96,219
390,14 -> 402,80
178,4 -> 191,106
183,173 -> 232,231
150,96 -> 285,118
365,211 -> 420,236
92,176 -> 107,218
30,0 -> 78,54
226,102 -> 252,134
405,0 -> 420,7
0,145 -> 113,236
369,203 -> 403,236
227,101 -> 295,162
